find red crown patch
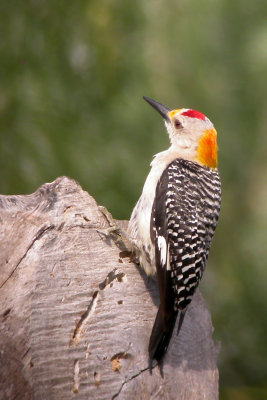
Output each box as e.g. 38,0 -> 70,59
181,109 -> 206,120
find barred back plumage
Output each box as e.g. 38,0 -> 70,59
151,158 -> 221,310
149,158 -> 221,363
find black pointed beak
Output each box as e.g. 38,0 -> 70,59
143,96 -> 171,122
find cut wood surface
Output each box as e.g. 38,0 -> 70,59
0,177 -> 219,400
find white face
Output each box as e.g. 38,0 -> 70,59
165,109 -> 214,152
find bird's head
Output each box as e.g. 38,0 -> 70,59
143,96 -> 218,169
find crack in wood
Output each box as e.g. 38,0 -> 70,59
110,350 -> 134,372
110,351 -> 133,362
111,365 -> 152,399
71,269 -> 124,346
73,359 -> 80,393
2,307 -> 11,320
98,269 -> 125,290
72,291 -> 99,344
0,224 -> 55,289
94,371 -> 101,387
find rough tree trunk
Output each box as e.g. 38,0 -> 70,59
0,177 -> 219,400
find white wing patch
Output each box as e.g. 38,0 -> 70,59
167,243 -> 171,271
157,235 -> 170,270
157,236 -> 166,265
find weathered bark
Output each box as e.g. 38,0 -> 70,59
0,177 -> 219,400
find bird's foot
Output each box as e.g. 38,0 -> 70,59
97,206 -> 132,253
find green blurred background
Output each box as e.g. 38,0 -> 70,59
1,0 -> 266,398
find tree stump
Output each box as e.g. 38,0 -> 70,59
0,177 -> 219,400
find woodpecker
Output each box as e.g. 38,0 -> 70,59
128,96 -> 221,366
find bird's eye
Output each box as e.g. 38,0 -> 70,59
174,119 -> 182,128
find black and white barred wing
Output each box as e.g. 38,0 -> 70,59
149,159 -> 221,363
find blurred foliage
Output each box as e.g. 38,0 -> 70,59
0,0 -> 266,398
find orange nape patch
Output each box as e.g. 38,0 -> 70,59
168,109 -> 183,119
197,128 -> 218,168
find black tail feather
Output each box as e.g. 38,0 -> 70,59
177,310 -> 185,335
148,306 -> 178,367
